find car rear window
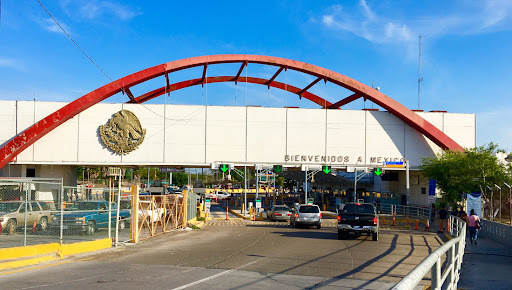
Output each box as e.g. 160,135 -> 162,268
274,206 -> 289,211
342,204 -> 375,214
299,205 -> 320,213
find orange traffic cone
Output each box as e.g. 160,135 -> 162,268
446,220 -> 450,233
382,216 -> 386,225
32,221 -> 37,234
392,215 -> 396,226
424,219 -> 430,231
415,220 -> 419,230
226,206 -> 229,220
0,222 -> 3,234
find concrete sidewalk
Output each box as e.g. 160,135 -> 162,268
458,234 -> 512,289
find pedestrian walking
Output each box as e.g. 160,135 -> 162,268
467,209 -> 481,245
438,206 -> 448,233
457,207 -> 468,222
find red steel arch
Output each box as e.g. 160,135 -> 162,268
0,54 -> 463,169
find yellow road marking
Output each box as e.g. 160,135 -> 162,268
0,257 -> 94,276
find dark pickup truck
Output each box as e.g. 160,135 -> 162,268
337,203 -> 379,241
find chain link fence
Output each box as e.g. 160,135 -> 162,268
0,179 -> 129,248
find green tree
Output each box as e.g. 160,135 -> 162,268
172,172 -> 189,187
421,143 -> 511,205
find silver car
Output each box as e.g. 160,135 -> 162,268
0,201 -> 52,234
267,205 -> 291,221
290,204 -> 322,229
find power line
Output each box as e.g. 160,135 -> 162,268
36,0 -> 112,81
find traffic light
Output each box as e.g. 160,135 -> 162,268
322,165 -> 332,174
373,168 -> 384,176
273,165 -> 283,174
219,164 -> 229,173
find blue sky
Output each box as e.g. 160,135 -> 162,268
1,0 -> 511,150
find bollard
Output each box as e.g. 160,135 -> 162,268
446,219 -> 450,234
226,206 -> 229,220
415,219 -> 419,230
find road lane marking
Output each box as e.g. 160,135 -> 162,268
172,259 -> 260,290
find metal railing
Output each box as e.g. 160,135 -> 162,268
392,215 -> 466,290
379,203 -> 431,220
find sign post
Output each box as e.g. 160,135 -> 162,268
204,198 -> 211,218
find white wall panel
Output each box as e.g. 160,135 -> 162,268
0,101 -> 476,168
206,106 -> 246,163
247,107 -> 287,163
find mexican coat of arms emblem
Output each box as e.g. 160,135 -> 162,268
99,110 -> 146,154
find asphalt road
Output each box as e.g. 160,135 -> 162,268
0,215 -> 445,289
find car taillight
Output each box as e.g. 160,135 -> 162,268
275,213 -> 282,216
319,213 -> 322,219
373,217 -> 378,225
337,215 -> 341,222
287,213 -> 291,216
295,213 -> 298,218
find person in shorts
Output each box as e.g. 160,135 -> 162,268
438,206 -> 448,233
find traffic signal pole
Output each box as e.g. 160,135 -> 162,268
305,166 -> 308,203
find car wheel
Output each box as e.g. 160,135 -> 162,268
86,221 -> 96,235
39,217 -> 48,231
118,220 -> 126,230
338,230 -> 344,240
372,232 -> 378,241
317,224 -> 321,229
6,219 -> 16,235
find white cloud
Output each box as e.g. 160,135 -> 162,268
39,17 -> 69,35
321,0 -> 512,45
61,0 -> 142,21
0,58 -> 25,71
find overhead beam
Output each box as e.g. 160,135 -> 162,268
123,87 -> 136,102
165,72 -> 170,95
232,61 -> 247,83
201,64 -> 208,87
327,93 -> 361,109
298,77 -> 322,98
265,66 -> 285,87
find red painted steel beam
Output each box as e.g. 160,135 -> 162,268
165,72 -> 170,96
297,77 -> 322,98
0,54 -> 464,170
328,93 -> 362,109
123,87 -> 136,102
232,61 -> 247,83
201,64 -> 208,87
265,66 -> 285,87
130,76 -> 333,108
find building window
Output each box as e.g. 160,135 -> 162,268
421,187 -> 426,195
26,168 -> 36,177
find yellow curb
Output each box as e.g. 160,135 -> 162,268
58,238 -> 111,258
227,208 -> 264,220
0,255 -> 59,271
0,238 -> 112,272
0,243 -> 60,261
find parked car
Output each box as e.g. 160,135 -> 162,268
50,201 -> 129,235
289,204 -> 322,229
267,205 -> 292,221
337,203 -> 379,241
0,201 -> 52,235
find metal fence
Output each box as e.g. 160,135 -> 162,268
379,203 -> 431,220
479,219 -> 512,247
392,215 -> 466,290
136,194 -> 185,240
0,179 -> 130,248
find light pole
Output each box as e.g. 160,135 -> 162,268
487,185 -> 493,221
505,183 -> 511,225
496,184 -> 502,222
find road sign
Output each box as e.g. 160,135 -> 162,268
322,165 -> 331,174
307,198 -> 314,205
273,165 -> 283,174
383,161 -> 404,168
373,168 -> 383,176
255,198 -> 262,209
428,196 -> 436,204
205,198 -> 211,213
219,164 -> 229,173
428,179 -> 436,196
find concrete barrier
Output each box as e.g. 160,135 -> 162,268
480,220 -> 512,247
